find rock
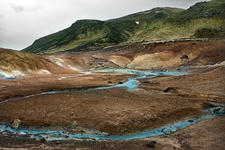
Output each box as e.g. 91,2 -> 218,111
40,137 -> 46,143
213,107 -> 225,115
11,119 -> 21,129
74,127 -> 86,133
76,148 -> 89,150
72,121 -> 77,128
102,132 -> 110,136
188,120 -> 194,122
181,54 -> 189,60
118,81 -> 124,84
163,87 -> 177,93
146,141 -> 157,148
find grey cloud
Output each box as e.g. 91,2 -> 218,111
11,5 -> 24,13
10,4 -> 43,13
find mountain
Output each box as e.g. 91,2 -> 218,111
23,0 -> 225,54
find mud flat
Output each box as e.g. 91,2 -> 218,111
0,73 -> 130,101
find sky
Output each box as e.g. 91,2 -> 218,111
0,0 -> 210,50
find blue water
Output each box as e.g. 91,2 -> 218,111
0,74 -> 5,79
95,69 -> 186,76
2,69 -> 223,141
0,74 -> 16,80
95,69 -> 186,90
0,69 -> 186,103
0,103 -> 224,141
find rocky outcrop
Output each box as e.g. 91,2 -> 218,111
127,51 -> 180,69
109,55 -> 131,68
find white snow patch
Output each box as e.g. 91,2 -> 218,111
68,65 -> 92,74
69,65 -> 82,72
48,56 -> 65,67
0,70 -> 24,78
206,61 -> 225,67
37,69 -> 51,75
58,77 -> 67,80
83,72 -> 91,75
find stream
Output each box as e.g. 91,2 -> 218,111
0,103 -> 224,141
0,69 -> 224,141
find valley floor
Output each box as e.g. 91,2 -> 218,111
0,66 -> 224,149
0,40 -> 225,149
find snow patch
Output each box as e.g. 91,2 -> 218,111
37,69 -> 51,75
0,70 -> 24,78
69,65 -> 82,72
58,77 -> 67,80
83,72 -> 91,75
48,56 -> 65,67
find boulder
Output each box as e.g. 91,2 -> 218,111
102,132 -> 110,136
118,81 -> 124,84
40,137 -> 46,143
163,87 -> 177,93
146,141 -> 157,148
188,120 -> 194,122
181,54 -> 189,60
213,107 -> 225,115
11,119 -> 21,129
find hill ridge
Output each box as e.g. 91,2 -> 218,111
23,0 -> 225,53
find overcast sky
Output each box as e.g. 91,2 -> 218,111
0,0 -> 210,50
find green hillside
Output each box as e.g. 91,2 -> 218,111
24,0 -> 225,53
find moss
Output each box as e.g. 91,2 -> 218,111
193,27 -> 225,38
23,0 -> 225,54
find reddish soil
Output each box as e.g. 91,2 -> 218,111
0,73 -> 130,100
140,66 -> 225,102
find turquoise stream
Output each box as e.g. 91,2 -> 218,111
0,74 -> 16,80
0,69 -> 224,141
0,104 -> 224,141
94,69 -> 186,90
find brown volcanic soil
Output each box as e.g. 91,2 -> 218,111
44,40 -> 225,71
0,73 -> 129,100
1,67 -> 224,135
140,66 -> 225,102
0,116 -> 224,150
0,87 -> 205,134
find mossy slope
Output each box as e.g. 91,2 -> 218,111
23,0 -> 225,53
